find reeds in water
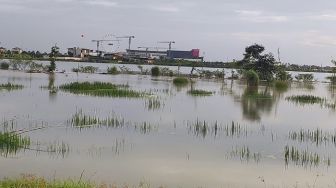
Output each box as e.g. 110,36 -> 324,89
188,120 -> 248,138
289,128 -> 336,146
0,131 -> 30,156
0,82 -> 23,91
285,95 -> 325,105
68,111 -> 125,128
284,145 -> 330,167
145,98 -> 164,111
230,146 -> 261,163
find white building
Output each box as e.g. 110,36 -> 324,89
68,47 -> 91,58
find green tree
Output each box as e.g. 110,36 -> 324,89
240,44 -> 278,81
49,45 -> 59,72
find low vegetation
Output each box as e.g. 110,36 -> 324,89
286,95 -> 325,105
173,77 -> 189,86
0,62 -> 9,70
107,66 -> 119,75
295,73 -> 314,82
72,66 -> 98,73
151,66 -> 160,76
244,70 -> 259,86
0,82 -> 24,91
187,89 -> 213,96
0,131 -> 30,156
0,175 -> 95,188
274,80 -> 289,91
284,145 -> 330,167
59,82 -> 146,98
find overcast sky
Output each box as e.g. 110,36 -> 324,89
1,0 -> 336,65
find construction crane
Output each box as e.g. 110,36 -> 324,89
91,39 -> 120,53
117,36 -> 135,50
158,41 -> 175,51
158,41 -> 175,58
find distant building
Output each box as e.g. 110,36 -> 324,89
11,47 -> 22,54
68,47 -> 92,58
167,49 -> 203,62
125,48 -> 203,62
126,49 -> 167,60
0,47 -> 6,54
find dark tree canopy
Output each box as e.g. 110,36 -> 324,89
240,44 -> 278,81
49,45 -> 59,72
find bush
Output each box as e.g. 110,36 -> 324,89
173,77 -> 189,86
274,80 -> 289,91
151,66 -> 160,76
107,66 -> 119,75
244,70 -> 259,86
0,62 -> 9,70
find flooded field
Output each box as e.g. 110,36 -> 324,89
1,63 -> 336,188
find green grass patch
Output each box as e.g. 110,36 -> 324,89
0,82 -> 24,91
59,82 -> 145,98
173,77 -> 189,86
187,89 -> 213,96
0,175 -> 95,188
286,95 -> 325,105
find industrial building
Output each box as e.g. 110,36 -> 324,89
125,49 -> 203,62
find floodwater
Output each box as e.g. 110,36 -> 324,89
0,62 -> 336,188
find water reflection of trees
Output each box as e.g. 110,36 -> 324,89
222,80 -> 290,122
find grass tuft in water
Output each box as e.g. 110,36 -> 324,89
284,145 -> 330,167
145,97 -> 164,111
68,111 -> 125,128
289,128 -> 336,146
0,82 -> 24,91
188,120 -> 248,138
173,77 -> 189,86
286,95 -> 325,105
187,89 -> 213,96
59,82 -> 145,98
0,131 -> 30,156
230,146 -> 261,163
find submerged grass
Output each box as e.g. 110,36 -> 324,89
0,131 -> 30,156
59,82 -> 145,98
68,111 -> 156,134
68,111 -> 125,128
0,82 -> 24,91
187,89 -> 213,96
284,145 -> 330,167
145,97 -> 164,111
230,146 -> 261,163
286,95 -> 326,105
188,120 -> 248,138
289,128 -> 336,146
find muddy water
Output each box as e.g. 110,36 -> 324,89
0,67 -> 336,188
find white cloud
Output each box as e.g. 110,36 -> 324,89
301,31 -> 336,47
84,0 -> 118,7
150,5 -> 180,13
311,12 -> 336,21
235,9 -> 288,23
